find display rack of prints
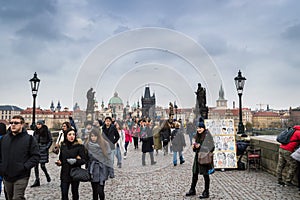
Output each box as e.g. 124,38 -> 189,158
205,119 -> 237,169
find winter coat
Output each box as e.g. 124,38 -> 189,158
33,125 -> 53,163
141,126 -> 154,153
160,127 -> 171,143
171,128 -> 186,152
86,141 -> 114,185
0,128 -> 40,182
153,125 -> 162,150
124,129 -> 132,143
280,125 -> 300,152
192,129 -> 215,175
131,124 -> 140,138
59,141 -> 88,183
102,125 -> 120,150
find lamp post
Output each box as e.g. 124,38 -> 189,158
234,70 -> 247,137
29,72 -> 40,130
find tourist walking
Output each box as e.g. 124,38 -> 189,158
186,120 -> 215,199
160,121 -> 171,155
102,117 -> 120,168
123,124 -> 132,158
276,125 -> 300,186
55,128 -> 88,200
81,121 -> 93,144
140,119 -> 156,166
170,122 -> 186,166
54,122 -> 72,154
0,115 -> 40,200
114,122 -> 123,168
153,121 -> 162,155
31,120 -> 53,187
131,118 -> 140,149
85,128 -> 114,200
186,119 -> 195,146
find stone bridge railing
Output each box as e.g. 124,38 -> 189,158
249,135 -> 299,185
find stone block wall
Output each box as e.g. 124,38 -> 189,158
249,136 -> 299,185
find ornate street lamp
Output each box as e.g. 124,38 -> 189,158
29,72 -> 40,130
234,70 -> 247,137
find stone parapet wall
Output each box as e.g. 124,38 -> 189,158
249,135 -> 299,185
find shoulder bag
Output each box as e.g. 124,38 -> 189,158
70,167 -> 91,182
198,151 -> 214,165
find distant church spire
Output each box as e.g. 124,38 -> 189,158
50,101 -> 55,112
218,85 -> 225,100
216,85 -> 227,108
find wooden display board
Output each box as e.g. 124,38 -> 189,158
205,119 -> 237,169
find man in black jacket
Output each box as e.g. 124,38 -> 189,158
102,116 -> 120,167
0,115 -> 40,199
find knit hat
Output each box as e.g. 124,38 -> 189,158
37,120 -> 45,125
104,116 -> 112,122
197,122 -> 206,129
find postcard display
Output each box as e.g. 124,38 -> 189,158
205,119 -> 237,169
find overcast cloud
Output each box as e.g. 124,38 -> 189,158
1,0 -> 300,111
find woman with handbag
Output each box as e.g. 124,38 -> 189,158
55,128 -> 88,200
53,122 -> 72,155
85,128 -> 114,200
186,120 -> 215,199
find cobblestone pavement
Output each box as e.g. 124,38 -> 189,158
22,135 -> 300,200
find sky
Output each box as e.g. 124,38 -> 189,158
1,0 -> 300,111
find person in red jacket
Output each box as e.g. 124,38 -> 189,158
276,125 -> 300,186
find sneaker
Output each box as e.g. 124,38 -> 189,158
285,181 -> 293,186
180,160 -> 185,164
277,181 -> 285,187
174,163 -> 177,166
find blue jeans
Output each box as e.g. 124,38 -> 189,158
173,151 -> 184,165
61,181 -> 80,200
115,146 -> 122,166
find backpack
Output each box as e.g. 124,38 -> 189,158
276,127 -> 296,144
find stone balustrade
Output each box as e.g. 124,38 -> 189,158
248,135 -> 299,185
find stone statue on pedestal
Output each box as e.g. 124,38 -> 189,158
195,83 -> 208,119
86,88 -> 95,121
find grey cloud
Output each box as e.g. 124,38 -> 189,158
15,16 -> 70,41
0,0 -> 56,21
282,23 -> 300,41
113,25 -> 130,34
198,34 -> 229,56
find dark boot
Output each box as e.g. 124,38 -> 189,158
142,153 -> 146,166
199,190 -> 209,199
46,174 -> 51,182
150,152 -> 156,165
30,179 -> 40,187
41,164 -> 51,182
186,174 -> 198,196
180,155 -> 185,164
199,175 -> 210,198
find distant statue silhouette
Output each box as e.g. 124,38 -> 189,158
195,83 -> 206,108
169,102 -> 174,117
86,88 -> 95,112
